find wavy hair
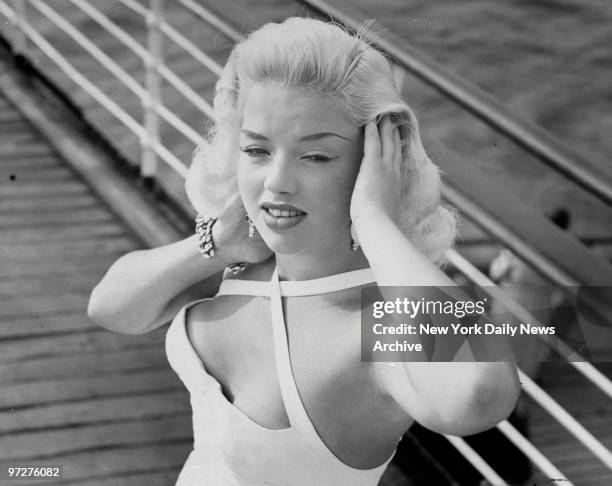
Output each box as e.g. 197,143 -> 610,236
185,17 -> 457,264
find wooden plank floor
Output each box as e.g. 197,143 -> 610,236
0,92 -> 194,485
527,361 -> 612,486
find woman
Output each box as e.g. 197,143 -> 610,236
88,17 -> 520,485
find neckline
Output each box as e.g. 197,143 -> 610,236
171,266 -> 397,472
178,302 -> 294,434
267,266 -> 396,472
218,266 -> 376,297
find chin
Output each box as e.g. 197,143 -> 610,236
260,234 -> 304,255
255,214 -> 314,255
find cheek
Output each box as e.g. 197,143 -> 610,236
315,169 -> 357,221
313,145 -> 362,221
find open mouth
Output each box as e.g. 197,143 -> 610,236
260,203 -> 307,229
260,202 -> 307,217
262,207 -> 306,218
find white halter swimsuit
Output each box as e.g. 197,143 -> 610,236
165,266 -> 397,485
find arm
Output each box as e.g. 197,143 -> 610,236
88,234 -> 227,335
88,196 -> 272,335
361,215 -> 520,435
352,117 -> 520,436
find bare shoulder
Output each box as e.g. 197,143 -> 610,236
188,297 -> 230,324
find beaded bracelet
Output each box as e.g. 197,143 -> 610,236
194,214 -> 248,274
195,214 -> 217,258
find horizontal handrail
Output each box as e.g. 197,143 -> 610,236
519,370 -> 612,470
297,0 -> 612,327
116,0 -> 223,76
443,435 -> 508,486
448,248 -> 612,474
495,420 -> 571,484
7,0 -> 25,52
31,0 -> 207,149
447,250 -> 612,469
192,0 -> 612,305
442,166 -> 612,307
443,184 -> 577,287
0,2 -> 187,177
176,0 -> 242,42
71,0 -> 214,120
298,0 -> 612,207
447,249 -> 612,400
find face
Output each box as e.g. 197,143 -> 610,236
238,83 -> 363,256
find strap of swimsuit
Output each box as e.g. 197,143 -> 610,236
216,267 -> 376,297
268,266 -> 345,466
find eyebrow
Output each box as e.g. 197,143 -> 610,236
240,129 -> 352,142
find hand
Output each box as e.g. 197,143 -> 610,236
213,195 -> 273,264
350,115 -> 403,226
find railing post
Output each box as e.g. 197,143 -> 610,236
141,0 -> 163,180
10,0 -> 28,55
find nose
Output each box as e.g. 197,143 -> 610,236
263,151 -> 298,194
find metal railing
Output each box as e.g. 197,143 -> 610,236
297,2 -> 612,325
446,249 -> 612,485
301,0 -> 612,208
1,1 -> 610,484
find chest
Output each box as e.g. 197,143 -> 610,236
186,293 -> 410,468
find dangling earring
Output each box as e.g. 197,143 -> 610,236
350,222 -> 360,251
245,214 -> 256,238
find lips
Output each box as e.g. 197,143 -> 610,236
260,202 -> 307,230
261,202 -> 306,215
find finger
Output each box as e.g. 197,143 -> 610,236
393,125 -> 402,168
364,119 -> 381,160
380,115 -> 395,164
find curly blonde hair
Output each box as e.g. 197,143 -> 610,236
186,17 -> 457,264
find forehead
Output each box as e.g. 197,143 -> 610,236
240,83 -> 356,137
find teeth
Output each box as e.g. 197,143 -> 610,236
266,207 -> 303,217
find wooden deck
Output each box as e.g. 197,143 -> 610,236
529,361 -> 612,485
0,90 -> 195,485
1,2 -> 611,485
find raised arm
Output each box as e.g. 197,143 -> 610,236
352,117 -> 520,436
88,196 -> 272,335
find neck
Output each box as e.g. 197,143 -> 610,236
274,238 -> 370,281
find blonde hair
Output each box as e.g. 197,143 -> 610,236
186,17 -> 457,264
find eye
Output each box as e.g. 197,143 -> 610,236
302,154 -> 336,163
239,146 -> 269,157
